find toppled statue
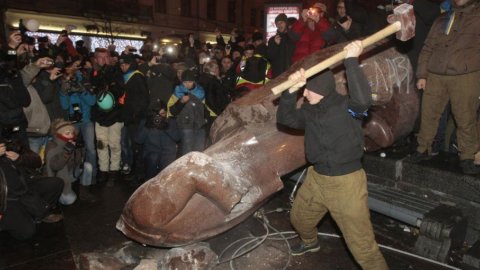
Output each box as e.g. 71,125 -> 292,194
117,39 -> 418,247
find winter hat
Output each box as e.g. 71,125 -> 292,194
252,32 -> 263,42
51,119 -> 76,136
181,70 -> 196,82
119,54 -> 136,65
312,2 -> 328,13
244,44 -> 256,52
236,36 -> 246,43
275,13 -> 288,24
306,70 -> 336,97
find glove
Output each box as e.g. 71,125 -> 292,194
63,142 -> 75,155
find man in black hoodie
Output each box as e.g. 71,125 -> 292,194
276,41 -> 388,269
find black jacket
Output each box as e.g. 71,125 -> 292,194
91,65 -> 124,126
276,58 -> 371,176
122,71 -> 149,125
198,73 -> 231,115
267,31 -> 296,78
145,63 -> 176,111
32,70 -> 67,121
0,142 -> 42,200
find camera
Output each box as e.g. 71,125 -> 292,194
0,126 -> 23,153
37,36 -> 48,43
128,47 -> 137,53
146,110 -> 169,130
69,103 -> 83,123
338,16 -> 349,24
225,44 -> 231,50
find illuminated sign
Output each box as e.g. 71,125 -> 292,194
264,4 -> 302,42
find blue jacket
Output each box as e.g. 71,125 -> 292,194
59,90 -> 96,123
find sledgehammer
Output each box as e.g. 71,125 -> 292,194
271,3 -> 415,95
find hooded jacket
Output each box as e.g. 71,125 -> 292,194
267,30 -> 297,78
417,0 -> 480,78
45,135 -> 83,205
291,17 -> 331,63
276,58 -> 371,176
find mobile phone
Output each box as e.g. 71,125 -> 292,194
338,16 -> 349,24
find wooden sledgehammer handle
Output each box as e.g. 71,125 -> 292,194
271,21 -> 402,95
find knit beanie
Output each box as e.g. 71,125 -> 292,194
181,70 -> 196,82
305,70 -> 336,97
51,119 -> 76,137
252,32 -> 263,42
275,13 -> 288,24
312,2 -> 327,13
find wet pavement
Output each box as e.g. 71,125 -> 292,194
0,149 -> 473,270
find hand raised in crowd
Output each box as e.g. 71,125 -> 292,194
181,94 -> 190,103
344,40 -> 363,59
148,55 -> 158,66
0,144 -> 20,161
34,57 -> 54,68
301,9 -> 309,22
416,79 -> 427,90
16,43 -> 29,55
214,28 -> 221,37
339,16 -> 353,31
0,143 -> 6,157
5,151 -> 19,162
8,31 -> 22,49
49,67 -> 63,81
274,35 -> 282,45
308,10 -> 320,23
288,68 -> 307,92
56,35 -> 67,46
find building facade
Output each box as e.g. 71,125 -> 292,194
1,0 -> 308,45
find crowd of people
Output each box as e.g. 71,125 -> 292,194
0,0 -> 478,256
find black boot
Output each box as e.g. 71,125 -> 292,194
461,159 -> 480,175
97,171 -> 109,184
79,185 -> 96,203
107,171 -> 120,187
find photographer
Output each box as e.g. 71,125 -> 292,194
59,59 -> 96,198
54,30 -> 78,61
0,131 -> 63,240
327,0 -> 363,44
90,48 -> 124,186
137,103 -> 178,180
291,3 -> 332,63
267,13 -> 297,79
1,31 -> 53,145
45,119 -> 94,204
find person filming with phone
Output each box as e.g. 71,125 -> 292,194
330,0 -> 363,42
291,2 -> 332,63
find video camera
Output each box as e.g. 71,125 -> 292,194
146,102 -> 169,130
0,125 -> 23,153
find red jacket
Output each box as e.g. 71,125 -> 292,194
291,18 -> 331,63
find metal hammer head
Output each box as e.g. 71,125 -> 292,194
387,3 -> 416,41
